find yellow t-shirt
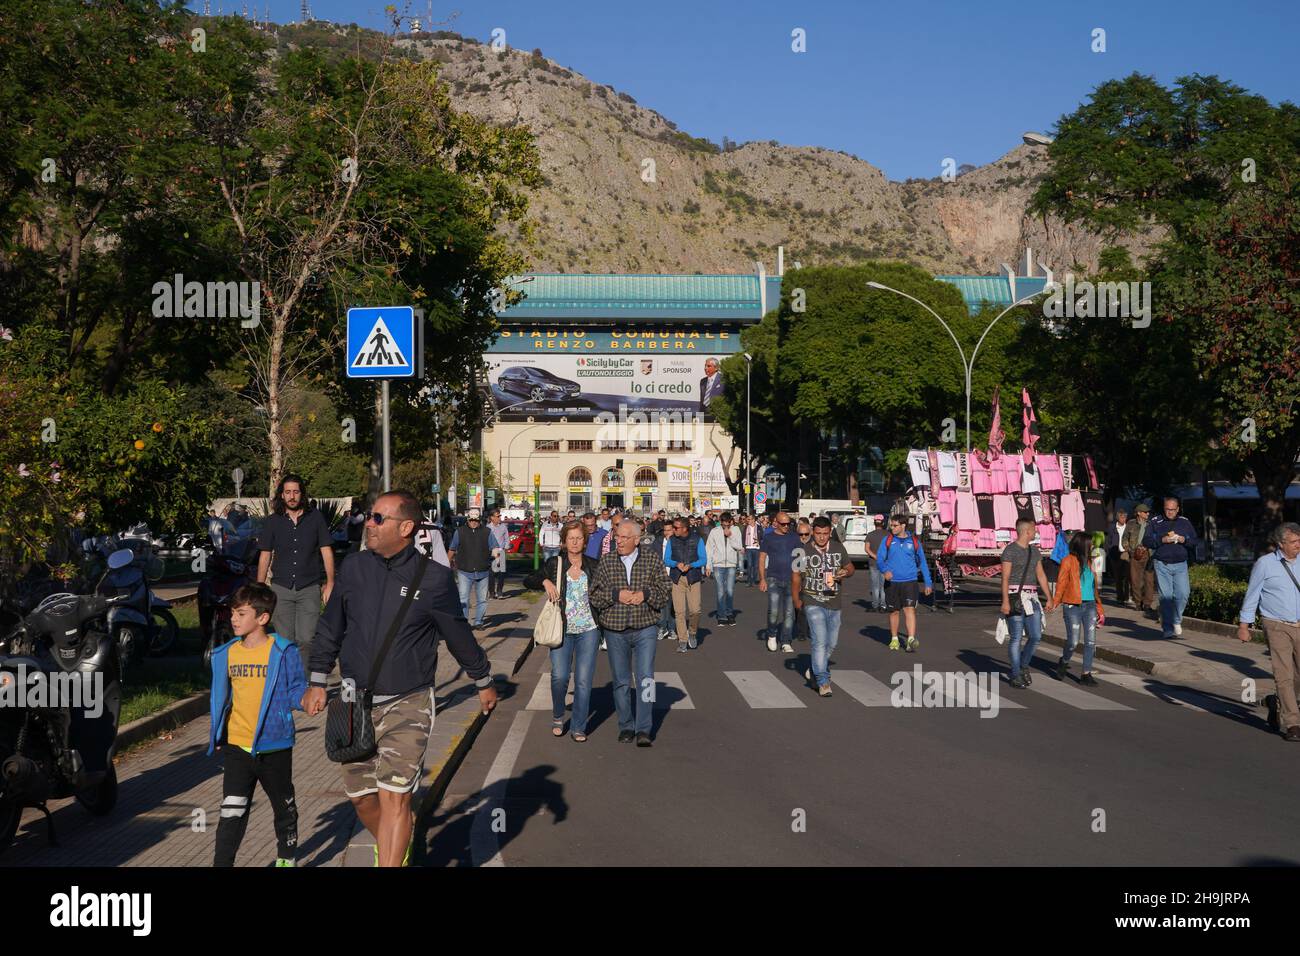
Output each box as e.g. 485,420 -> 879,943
226,638 -> 273,750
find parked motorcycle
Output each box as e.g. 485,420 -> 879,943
198,519 -> 256,670
87,532 -> 178,667
0,549 -> 134,856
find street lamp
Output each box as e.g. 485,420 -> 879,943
744,352 -> 752,514
865,280 -> 1052,451
480,397 -> 533,511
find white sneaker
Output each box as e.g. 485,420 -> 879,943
600,639 -> 607,650
781,643 -> 794,654
1173,624 -> 1182,636
767,636 -> 777,652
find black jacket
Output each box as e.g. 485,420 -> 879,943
308,543 -> 491,697
523,552 -> 602,633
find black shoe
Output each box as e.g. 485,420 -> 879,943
1284,726 -> 1300,742
1053,660 -> 1068,681
1080,673 -> 1099,687
1265,694 -> 1281,733
617,730 -> 635,743
1008,674 -> 1027,689
1022,670 -> 1033,685
635,732 -> 652,747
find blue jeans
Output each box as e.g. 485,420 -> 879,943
1154,560 -> 1190,633
1061,602 -> 1097,673
745,549 -> 761,584
1006,597 -> 1043,678
868,568 -> 886,609
658,593 -> 675,632
805,604 -> 841,687
603,625 -> 658,734
766,580 -> 794,643
550,627 -> 600,734
543,547 -> 560,562
456,571 -> 490,626
714,566 -> 737,619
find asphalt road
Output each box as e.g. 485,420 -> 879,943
419,571 -> 1300,867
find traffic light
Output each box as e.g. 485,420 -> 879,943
657,457 -> 667,473
533,473 -> 541,487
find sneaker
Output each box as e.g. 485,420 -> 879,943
781,643 -> 794,654
1080,673 -> 1099,687
617,729 -> 635,743
1054,660 -> 1069,681
676,641 -> 689,653
636,732 -> 653,747
687,633 -> 698,649
767,636 -> 778,652
1283,726 -> 1300,742
600,639 -> 608,650
804,668 -> 813,682
818,683 -> 832,698
1162,631 -> 1174,639
905,636 -> 918,653
1007,674 -> 1027,689
657,629 -> 670,641
1024,670 -> 1033,685
888,637 -> 901,651
275,858 -> 295,867
1173,624 -> 1182,636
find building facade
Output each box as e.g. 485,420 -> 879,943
482,256 -> 1052,516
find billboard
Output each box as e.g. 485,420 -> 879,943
487,354 -> 725,422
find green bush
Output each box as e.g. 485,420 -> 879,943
1186,564 -> 1250,624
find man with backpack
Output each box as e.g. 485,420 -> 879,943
878,515 -> 933,652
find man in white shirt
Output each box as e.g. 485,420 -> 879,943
705,512 -> 746,626
540,511 -> 563,561
1107,509 -> 1131,605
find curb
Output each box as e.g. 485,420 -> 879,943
341,624 -> 538,866
116,690 -> 210,751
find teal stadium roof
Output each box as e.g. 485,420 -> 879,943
496,272 -> 1050,321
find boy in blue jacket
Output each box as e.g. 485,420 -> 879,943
208,583 -> 308,867
878,516 -> 933,652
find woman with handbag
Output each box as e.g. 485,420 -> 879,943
1047,531 -> 1106,686
535,520 -> 602,742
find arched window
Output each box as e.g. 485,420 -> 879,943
568,467 -> 592,487
602,468 -> 624,488
634,467 -> 658,486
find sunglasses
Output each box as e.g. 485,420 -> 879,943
365,511 -> 402,526
776,521 -> 790,527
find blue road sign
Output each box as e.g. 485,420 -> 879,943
347,307 -> 416,378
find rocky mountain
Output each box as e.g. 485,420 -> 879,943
320,27 -> 1153,276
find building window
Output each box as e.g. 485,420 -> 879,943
634,440 -> 659,452
568,467 -> 592,487
534,439 -> 560,452
668,492 -> 691,507
634,467 -> 658,486
601,440 -> 625,451
538,491 -> 558,508
666,440 -> 693,451
602,468 -> 624,488
567,439 -> 593,452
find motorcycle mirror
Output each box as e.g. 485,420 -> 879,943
107,549 -> 134,571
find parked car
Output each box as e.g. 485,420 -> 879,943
496,366 -> 581,403
507,521 -> 535,554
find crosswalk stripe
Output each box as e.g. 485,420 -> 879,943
1093,673 -> 1222,713
1021,674 -> 1134,710
955,671 -> 1025,709
527,670 -> 695,710
654,672 -> 695,710
831,670 -> 896,707
896,670 -> 1026,710
724,670 -> 807,709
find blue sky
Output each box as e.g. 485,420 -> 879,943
242,0 -> 1296,180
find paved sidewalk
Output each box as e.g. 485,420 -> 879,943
3,587 -> 539,867
960,577 -> 1275,701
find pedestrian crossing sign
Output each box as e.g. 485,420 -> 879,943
346,307 -> 417,378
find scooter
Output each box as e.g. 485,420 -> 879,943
0,550 -> 133,857
198,519 -> 255,670
89,533 -> 178,666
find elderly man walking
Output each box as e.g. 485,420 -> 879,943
1143,497 -> 1199,638
589,518 -> 671,746
1238,523 -> 1300,741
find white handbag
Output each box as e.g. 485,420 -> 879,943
533,559 -> 565,648
994,616 -> 1010,645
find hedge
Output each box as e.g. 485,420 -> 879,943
1186,564 -> 1251,624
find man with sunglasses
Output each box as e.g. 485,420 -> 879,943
303,490 -> 497,866
448,508 -> 493,629
759,511 -> 800,653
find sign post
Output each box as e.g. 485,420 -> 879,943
345,306 -> 419,494
533,472 -> 541,571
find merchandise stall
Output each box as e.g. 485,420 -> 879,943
896,447 -> 1108,611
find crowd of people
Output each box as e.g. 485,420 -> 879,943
211,482 -> 1300,869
